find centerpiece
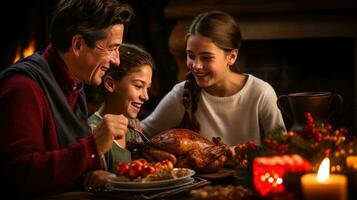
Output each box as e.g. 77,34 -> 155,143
233,112 -> 357,197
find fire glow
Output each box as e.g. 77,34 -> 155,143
13,40 -> 36,63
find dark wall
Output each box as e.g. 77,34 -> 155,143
239,38 -> 354,131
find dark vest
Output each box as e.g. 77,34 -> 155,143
0,53 -> 91,148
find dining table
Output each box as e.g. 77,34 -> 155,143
35,168 -> 357,200
36,169 -> 252,200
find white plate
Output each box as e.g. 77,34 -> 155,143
106,177 -> 194,192
107,168 -> 195,188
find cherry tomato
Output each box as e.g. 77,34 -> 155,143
154,162 -> 165,171
128,162 -> 142,179
132,159 -> 148,166
116,162 -> 130,176
161,159 -> 174,171
140,164 -> 157,178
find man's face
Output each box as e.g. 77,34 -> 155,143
79,24 -> 124,85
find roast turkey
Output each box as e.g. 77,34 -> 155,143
127,129 -> 231,173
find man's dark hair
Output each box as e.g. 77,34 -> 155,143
50,0 -> 134,52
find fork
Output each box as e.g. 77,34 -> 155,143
127,119 -> 151,143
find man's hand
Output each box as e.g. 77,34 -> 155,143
83,170 -> 114,187
93,114 -> 128,156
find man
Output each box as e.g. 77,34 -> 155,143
0,0 -> 134,198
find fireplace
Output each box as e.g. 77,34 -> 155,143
165,0 -> 357,133
0,1 -> 53,71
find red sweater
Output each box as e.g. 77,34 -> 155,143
0,45 -> 101,198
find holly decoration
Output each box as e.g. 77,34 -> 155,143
234,112 -> 357,172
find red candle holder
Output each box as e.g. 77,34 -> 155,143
253,154 -> 311,197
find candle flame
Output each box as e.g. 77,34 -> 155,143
317,158 -> 330,182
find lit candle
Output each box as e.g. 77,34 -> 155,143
301,158 -> 347,200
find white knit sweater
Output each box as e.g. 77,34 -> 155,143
141,74 -> 285,146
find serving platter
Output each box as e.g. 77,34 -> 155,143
106,177 -> 195,192
107,168 -> 195,188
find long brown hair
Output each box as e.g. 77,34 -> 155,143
180,10 -> 242,131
